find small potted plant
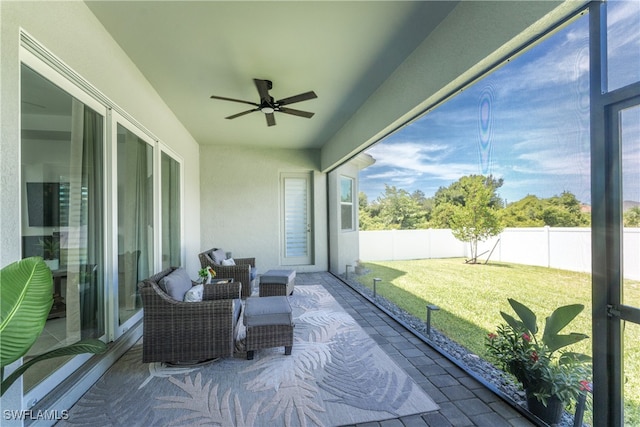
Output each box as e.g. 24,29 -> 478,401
485,298 -> 592,425
38,237 -> 60,271
197,266 -> 216,284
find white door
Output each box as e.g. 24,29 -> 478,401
281,173 -> 312,265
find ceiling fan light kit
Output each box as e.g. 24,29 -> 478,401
210,79 -> 317,127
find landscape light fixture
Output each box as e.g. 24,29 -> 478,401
373,278 -> 381,298
426,304 -> 440,336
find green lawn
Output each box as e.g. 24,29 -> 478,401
354,258 -> 640,425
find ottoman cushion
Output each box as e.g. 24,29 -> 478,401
261,269 -> 296,285
244,296 -> 292,327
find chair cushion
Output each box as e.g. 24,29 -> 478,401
184,284 -> 204,302
244,296 -> 292,327
210,248 -> 227,264
221,257 -> 236,266
159,268 -> 193,301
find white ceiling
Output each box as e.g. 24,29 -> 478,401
85,1 -> 458,150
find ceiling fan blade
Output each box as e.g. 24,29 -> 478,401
225,109 -> 258,120
254,79 -> 272,102
265,112 -> 276,127
277,91 -> 317,106
278,107 -> 315,119
210,95 -> 259,107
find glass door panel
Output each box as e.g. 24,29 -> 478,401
621,105 -> 640,308
116,123 -> 154,325
20,63 -> 105,392
620,102 -> 640,424
161,151 -> 181,269
281,173 -> 312,265
624,321 -> 640,426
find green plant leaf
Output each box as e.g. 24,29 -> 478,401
0,257 -> 53,368
500,311 -> 525,332
559,351 -> 592,365
1,339 -> 106,396
543,304 -> 584,340
545,332 -> 589,353
508,298 -> 538,335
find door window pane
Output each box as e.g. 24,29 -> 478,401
621,104 -> 640,424
117,124 -> 153,325
161,152 -> 181,269
284,177 -> 308,258
21,64 -> 105,391
621,105 -> 640,304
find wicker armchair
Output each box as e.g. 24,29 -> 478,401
198,248 -> 256,298
138,267 -> 241,363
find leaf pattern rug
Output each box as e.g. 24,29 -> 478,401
61,284 -> 438,426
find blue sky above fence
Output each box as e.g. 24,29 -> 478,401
360,2 -> 639,206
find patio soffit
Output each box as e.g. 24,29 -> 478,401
85,1 -> 457,150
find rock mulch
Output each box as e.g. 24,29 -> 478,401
340,272 -> 582,427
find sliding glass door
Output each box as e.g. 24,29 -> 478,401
161,151 -> 182,269
115,121 -> 154,327
20,62 -> 106,393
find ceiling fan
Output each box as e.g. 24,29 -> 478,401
210,79 -> 317,127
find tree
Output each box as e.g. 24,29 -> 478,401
358,192 -> 386,230
445,175 -> 504,263
502,191 -> 589,227
501,195 -> 545,227
624,206 -> 640,227
373,185 -> 427,230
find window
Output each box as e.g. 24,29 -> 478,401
340,176 -> 355,231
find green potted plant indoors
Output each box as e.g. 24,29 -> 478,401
485,298 -> 592,425
38,237 -> 60,271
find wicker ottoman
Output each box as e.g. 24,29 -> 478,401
244,296 -> 294,360
259,269 -> 296,297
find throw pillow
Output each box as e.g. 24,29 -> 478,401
221,257 -> 236,266
184,284 -> 204,302
211,248 -> 226,265
159,268 -> 192,301
234,300 -> 246,352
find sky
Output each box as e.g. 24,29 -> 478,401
360,1 -> 640,206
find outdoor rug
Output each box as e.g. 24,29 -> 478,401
61,284 -> 438,426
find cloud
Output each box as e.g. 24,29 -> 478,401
360,9 -> 637,205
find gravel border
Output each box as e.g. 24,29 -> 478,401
339,272 -> 581,427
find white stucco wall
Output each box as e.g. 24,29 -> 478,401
328,159 -> 374,274
199,145 -> 327,273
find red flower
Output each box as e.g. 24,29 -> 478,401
530,351 -> 539,362
579,380 -> 592,392
522,333 -> 531,342
488,333 -> 497,340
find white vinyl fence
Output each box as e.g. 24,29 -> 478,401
359,227 -> 640,280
